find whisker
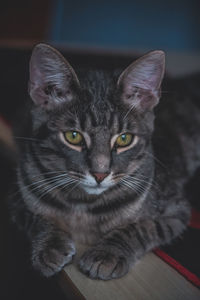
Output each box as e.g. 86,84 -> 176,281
66,182 -> 81,195
24,173 -> 71,188
32,177 -> 75,195
123,175 -> 152,195
123,103 -> 137,120
126,175 -> 152,184
68,171 -> 85,179
38,178 -> 77,199
120,179 -> 140,196
18,174 -> 74,196
31,171 -> 67,179
59,180 -> 76,193
126,180 -> 146,194
126,175 -> 155,190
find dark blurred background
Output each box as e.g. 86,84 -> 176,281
0,1 -> 200,299
1,0 -> 200,75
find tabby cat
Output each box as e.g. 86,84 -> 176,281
11,43 -> 198,280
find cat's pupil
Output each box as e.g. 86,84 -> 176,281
72,132 -> 77,139
121,134 -> 126,141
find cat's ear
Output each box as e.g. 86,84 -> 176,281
29,43 -> 79,109
117,50 -> 165,112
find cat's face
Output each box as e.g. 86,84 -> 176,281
29,44 -> 165,196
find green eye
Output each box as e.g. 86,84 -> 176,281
64,131 -> 83,145
116,133 -> 133,147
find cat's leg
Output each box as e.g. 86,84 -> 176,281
30,218 -> 76,277
79,202 -> 190,280
14,206 -> 76,277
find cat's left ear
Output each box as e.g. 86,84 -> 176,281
29,43 -> 80,109
117,50 -> 165,112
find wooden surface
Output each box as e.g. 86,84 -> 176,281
62,252 -> 200,300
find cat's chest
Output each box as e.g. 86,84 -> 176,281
65,209 -> 99,246
63,205 -> 139,246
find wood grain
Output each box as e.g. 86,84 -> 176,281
61,252 -> 200,300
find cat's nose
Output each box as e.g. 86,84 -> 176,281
92,173 -> 109,183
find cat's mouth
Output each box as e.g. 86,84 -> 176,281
68,172 -> 121,195
81,184 -> 108,195
80,173 -> 116,195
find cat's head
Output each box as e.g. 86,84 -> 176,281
28,44 -> 165,196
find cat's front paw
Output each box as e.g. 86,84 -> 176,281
32,231 -> 76,277
79,247 -> 129,280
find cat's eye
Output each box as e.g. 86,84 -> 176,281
64,131 -> 83,145
115,133 -> 133,147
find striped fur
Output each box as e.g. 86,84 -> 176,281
10,44 -> 193,280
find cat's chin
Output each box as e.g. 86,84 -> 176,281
82,185 -> 108,195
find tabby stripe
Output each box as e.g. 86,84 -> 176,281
140,226 -> 150,243
19,161 -> 67,211
127,224 -> 148,249
122,226 -> 133,239
88,109 -> 97,127
107,110 -> 114,129
155,221 -> 165,240
89,194 -> 135,214
167,224 -> 174,238
135,229 -> 146,250
28,142 -> 66,188
105,236 -> 132,255
79,113 -> 86,131
118,115 -> 124,133
110,232 -> 133,254
28,142 -> 51,175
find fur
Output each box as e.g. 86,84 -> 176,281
10,44 -> 196,280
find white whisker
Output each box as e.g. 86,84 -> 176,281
126,174 -> 160,192
66,182 -> 81,195
24,173 -> 71,189
18,173 -> 74,196
120,179 -> 140,196
38,178 -> 77,199
123,100 -> 137,120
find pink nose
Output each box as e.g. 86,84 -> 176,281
93,173 -> 109,183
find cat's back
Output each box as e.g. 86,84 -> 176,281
153,74 -> 200,177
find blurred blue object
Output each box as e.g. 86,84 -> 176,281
49,0 -> 200,52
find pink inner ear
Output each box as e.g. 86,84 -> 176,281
119,52 -> 165,112
125,63 -> 164,92
30,63 -> 42,85
119,51 -> 165,94
29,62 -> 49,105
29,83 -> 49,106
123,86 -> 160,112
29,44 -> 80,109
138,89 -> 160,110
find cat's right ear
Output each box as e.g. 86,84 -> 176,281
117,50 -> 165,112
29,43 -> 80,109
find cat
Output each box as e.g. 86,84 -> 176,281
10,43 -> 199,281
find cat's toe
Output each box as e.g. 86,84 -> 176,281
79,248 -> 129,280
32,239 -> 76,277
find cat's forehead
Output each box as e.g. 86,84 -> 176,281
51,69 -> 140,132
55,101 -> 138,136
79,69 -> 116,91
